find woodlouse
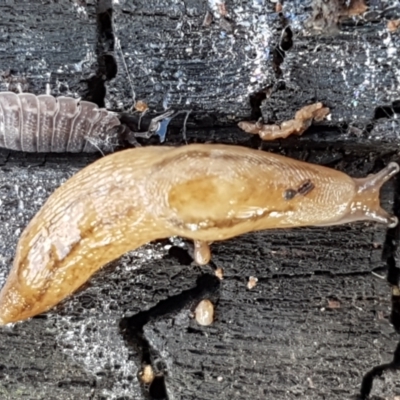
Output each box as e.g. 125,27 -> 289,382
0,92 -> 175,153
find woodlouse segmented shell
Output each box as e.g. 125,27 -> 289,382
0,92 -> 121,152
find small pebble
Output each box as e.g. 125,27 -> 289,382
247,276 -> 258,289
195,299 -> 215,326
139,364 -> 155,384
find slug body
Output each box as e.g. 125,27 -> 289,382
0,144 -> 398,324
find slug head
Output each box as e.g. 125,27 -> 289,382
346,162 -> 399,227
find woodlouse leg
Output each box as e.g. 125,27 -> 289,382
238,102 -> 330,141
167,110 -> 192,143
193,240 -> 211,265
134,109 -> 176,142
122,126 -> 142,147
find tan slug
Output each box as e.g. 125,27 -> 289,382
0,143 -> 398,325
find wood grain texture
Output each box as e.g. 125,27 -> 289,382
0,0 -> 98,98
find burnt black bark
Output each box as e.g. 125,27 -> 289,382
1,0 -> 400,399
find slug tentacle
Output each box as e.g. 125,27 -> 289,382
350,162 -> 400,227
0,144 -> 397,325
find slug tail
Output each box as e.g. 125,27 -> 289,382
351,162 -> 399,227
